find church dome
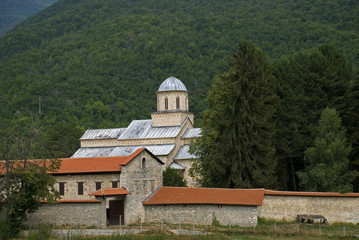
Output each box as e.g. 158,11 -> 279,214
158,77 -> 187,92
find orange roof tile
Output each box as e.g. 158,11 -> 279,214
0,148 -> 163,175
264,189 -> 359,197
143,187 -> 265,206
54,148 -> 147,174
89,188 -> 130,196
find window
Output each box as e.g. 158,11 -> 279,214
78,182 -> 84,195
150,180 -> 155,192
112,181 -> 118,188
59,182 -> 65,196
142,157 -> 146,169
176,97 -> 180,109
95,182 -> 101,190
165,98 -> 168,110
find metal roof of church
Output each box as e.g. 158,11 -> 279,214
174,145 -> 196,160
80,128 -> 126,140
71,145 -> 175,158
182,128 -> 201,138
158,77 -> 187,92
118,119 -> 183,140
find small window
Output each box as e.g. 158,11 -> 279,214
78,182 -> 84,195
95,182 -> 101,190
218,204 -> 222,208
142,157 -> 146,169
59,182 -> 65,196
176,97 -> 180,109
165,98 -> 168,110
183,204 -> 187,207
112,181 -> 118,188
151,180 -> 155,192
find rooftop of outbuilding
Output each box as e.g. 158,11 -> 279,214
143,187 -> 265,206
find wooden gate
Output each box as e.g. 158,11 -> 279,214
109,199 -> 124,225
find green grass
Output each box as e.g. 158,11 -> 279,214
23,220 -> 359,240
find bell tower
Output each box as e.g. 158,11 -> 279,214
151,77 -> 194,127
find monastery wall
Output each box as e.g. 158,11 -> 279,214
54,173 -> 120,200
259,195 -> 359,224
144,204 -> 258,226
26,200 -> 106,228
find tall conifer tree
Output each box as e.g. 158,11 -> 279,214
297,108 -> 355,192
273,45 -> 352,190
190,41 -> 277,188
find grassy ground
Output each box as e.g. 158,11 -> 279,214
23,219 -> 359,240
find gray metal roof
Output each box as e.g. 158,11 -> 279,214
80,128 -> 126,140
182,128 -> 201,138
158,77 -> 187,92
71,147 -> 117,158
174,145 -> 196,160
71,145 -> 175,158
118,119 -> 182,140
109,145 -> 175,156
169,161 -> 186,170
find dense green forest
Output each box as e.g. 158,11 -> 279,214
0,0 -> 57,36
0,0 -> 358,190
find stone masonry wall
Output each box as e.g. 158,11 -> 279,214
144,204 -> 258,227
26,200 -> 106,228
259,195 -> 359,224
120,151 -> 163,225
54,173 -> 121,200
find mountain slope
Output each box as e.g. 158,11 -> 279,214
0,0 -> 57,36
0,0 -> 358,132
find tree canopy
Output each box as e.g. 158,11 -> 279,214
297,108 -> 356,192
190,41 -> 277,189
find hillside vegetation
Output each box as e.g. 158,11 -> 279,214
0,0 -> 358,160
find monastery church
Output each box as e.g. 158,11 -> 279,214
6,77 -> 359,228
72,76 -> 200,185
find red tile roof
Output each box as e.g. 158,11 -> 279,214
89,188 -> 130,196
143,187 -> 265,206
0,148 -> 164,175
54,148 -> 146,174
264,189 -> 359,197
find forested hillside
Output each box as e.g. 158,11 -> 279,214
0,0 -> 358,161
0,0 -> 57,36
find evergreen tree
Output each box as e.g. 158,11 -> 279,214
273,45 -> 352,190
190,41 -> 278,189
346,74 -> 359,191
44,122 -> 83,158
297,108 -> 356,192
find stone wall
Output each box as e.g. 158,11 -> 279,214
120,151 -> 163,225
259,195 -> 359,224
27,200 -> 106,228
54,173 -> 121,200
144,204 -> 258,226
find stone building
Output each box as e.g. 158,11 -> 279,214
72,76 -> 201,185
28,148 -> 164,226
